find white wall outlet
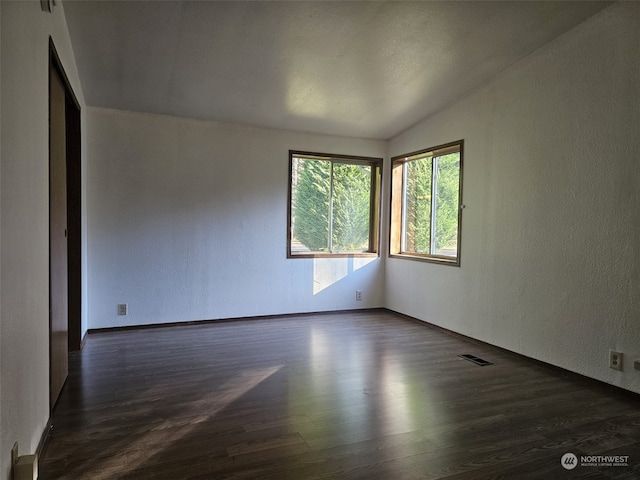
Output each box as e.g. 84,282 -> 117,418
355,290 -> 363,301
117,303 -> 128,315
609,350 -> 623,371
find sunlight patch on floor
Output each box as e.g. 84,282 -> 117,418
85,366 -> 284,480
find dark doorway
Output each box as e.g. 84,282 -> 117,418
49,39 -> 82,410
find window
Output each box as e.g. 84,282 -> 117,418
288,151 -> 381,257
390,140 -> 463,265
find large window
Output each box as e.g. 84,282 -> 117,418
288,151 -> 381,257
390,140 -> 463,265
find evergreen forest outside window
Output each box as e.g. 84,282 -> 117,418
390,140 -> 463,266
288,151 -> 381,257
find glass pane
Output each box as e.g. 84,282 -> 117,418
403,157 -> 432,253
433,153 -> 460,257
331,163 -> 371,252
291,157 -> 330,253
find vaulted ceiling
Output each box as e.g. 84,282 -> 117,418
63,1 -> 611,139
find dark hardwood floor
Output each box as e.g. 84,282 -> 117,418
40,310 -> 640,479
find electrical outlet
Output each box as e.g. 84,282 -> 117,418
355,290 -> 363,301
11,442 -> 18,466
609,350 -> 623,371
117,303 -> 128,315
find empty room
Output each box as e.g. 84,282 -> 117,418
1,1 -> 639,479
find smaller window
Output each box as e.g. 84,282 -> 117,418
288,151 -> 381,257
390,140 -> 463,265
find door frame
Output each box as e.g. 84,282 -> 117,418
49,38 -> 82,409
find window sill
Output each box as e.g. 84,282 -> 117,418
288,252 -> 379,259
389,253 -> 460,267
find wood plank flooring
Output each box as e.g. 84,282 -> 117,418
39,310 -> 640,479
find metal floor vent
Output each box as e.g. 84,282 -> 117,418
458,354 -> 493,366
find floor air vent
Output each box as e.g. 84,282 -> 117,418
458,354 -> 493,366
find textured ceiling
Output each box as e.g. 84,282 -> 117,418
63,1 -> 611,139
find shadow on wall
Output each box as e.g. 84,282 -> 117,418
313,256 -> 377,295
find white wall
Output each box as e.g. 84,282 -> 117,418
0,1 -> 85,477
387,2 -> 640,393
86,108 -> 386,328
